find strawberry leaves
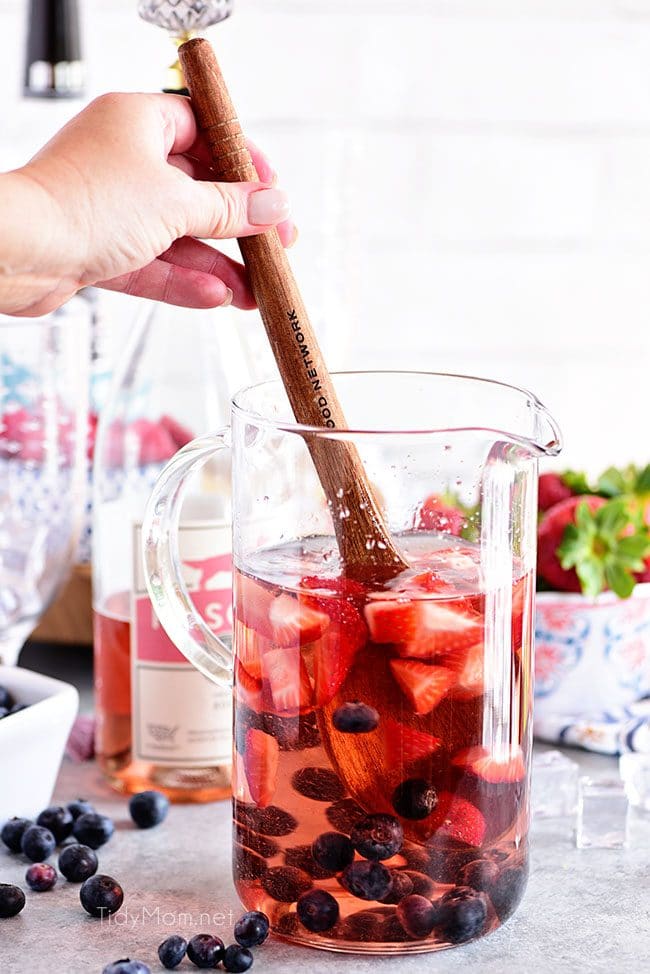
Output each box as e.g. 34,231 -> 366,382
557,498 -> 650,598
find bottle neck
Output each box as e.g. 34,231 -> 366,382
24,0 -> 85,99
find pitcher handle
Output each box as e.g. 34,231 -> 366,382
142,429 -> 233,688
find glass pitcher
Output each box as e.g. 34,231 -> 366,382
143,371 -> 561,954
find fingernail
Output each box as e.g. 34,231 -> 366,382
221,287 -> 233,307
287,225 -> 299,249
249,188 -> 291,226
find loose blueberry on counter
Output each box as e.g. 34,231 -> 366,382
79,874 -> 124,918
158,934 -> 188,970
291,767 -> 345,803
21,825 -> 56,863
311,832 -> 354,872
223,944 -> 254,972
102,961 -> 151,974
186,933 -> 225,969
128,790 -> 169,829
58,844 -> 98,883
1,817 -> 32,853
340,860 -> 393,901
350,814 -> 403,861
73,812 -> 115,849
25,863 -> 57,891
435,886 -> 487,944
261,866 -> 313,903
234,911 -> 270,948
8,703 -> 28,715
0,883 -> 26,918
332,702 -> 379,734
67,798 -> 95,820
0,685 -> 14,709
0,706 -> 10,719
391,779 -> 438,821
396,894 -> 437,938
458,858 -> 500,893
36,805 -> 74,843
297,889 -> 340,933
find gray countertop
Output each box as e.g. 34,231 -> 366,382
4,645 -> 650,973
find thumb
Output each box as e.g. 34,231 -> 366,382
182,179 -> 291,240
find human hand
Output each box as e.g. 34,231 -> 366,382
5,92 -> 294,315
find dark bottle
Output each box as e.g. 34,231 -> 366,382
24,0 -> 84,99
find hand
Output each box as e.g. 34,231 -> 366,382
3,92 -> 295,315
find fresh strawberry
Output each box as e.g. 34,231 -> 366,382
269,593 -> 330,647
367,599 -> 481,660
312,620 -> 365,706
235,621 -> 267,681
235,574 -> 276,639
538,472 -> 573,512
537,495 -> 605,592
365,600 -> 422,643
415,494 -> 465,535
160,413 -> 195,450
235,660 -> 264,711
449,641 -> 484,699
384,718 -> 442,768
452,745 -> 525,783
430,793 -> 486,846
261,646 -> 313,714
130,418 -> 178,465
389,660 -> 455,715
243,728 -> 279,807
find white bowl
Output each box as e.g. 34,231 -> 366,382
534,584 -> 650,719
0,666 -> 79,822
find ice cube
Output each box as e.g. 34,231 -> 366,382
576,777 -> 629,850
619,752 -> 650,813
531,749 -> 579,819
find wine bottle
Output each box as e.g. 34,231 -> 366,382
24,0 -> 84,99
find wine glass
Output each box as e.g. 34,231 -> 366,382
0,302 -> 89,665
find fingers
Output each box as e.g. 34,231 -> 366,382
97,256 -> 243,310
181,178 -> 291,241
182,131 -> 276,184
154,93 -> 200,156
158,237 -> 255,309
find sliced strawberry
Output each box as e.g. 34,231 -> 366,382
235,574 -> 276,639
235,621 -> 268,681
365,600 -> 421,643
384,718 -> 442,768
269,593 -> 330,647
430,793 -> 486,846
415,494 -> 465,535
452,745 -> 525,783
243,728 -> 279,807
312,621 -> 365,706
261,646 -> 313,714
235,660 -> 265,711
300,575 -> 367,599
449,641 -> 484,699
389,660 -> 455,715
366,600 -> 481,659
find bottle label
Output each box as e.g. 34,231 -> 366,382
131,521 -> 233,767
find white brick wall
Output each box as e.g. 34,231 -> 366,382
2,0 -> 650,474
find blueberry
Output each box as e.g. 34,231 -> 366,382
58,844 -> 98,882
128,790 -> 169,829
458,858 -> 500,892
21,825 -> 56,862
351,814 -> 403,861
36,805 -> 74,843
391,779 -> 438,821
234,823 -> 280,859
79,874 -> 124,918
325,798 -> 365,834
0,685 -> 14,709
340,860 -> 393,901
396,894 -> 436,938
186,933 -> 225,968
223,944 -> 254,972
284,844 -> 336,879
1,817 -> 32,853
291,767 -> 345,802
436,886 -> 487,943
297,889 -> 339,933
234,910 -> 270,947
25,863 -> 57,891
73,812 -> 115,849
261,866 -> 312,903
378,869 -> 414,904
234,801 -> 297,837
158,934 -> 187,969
332,702 -> 379,734
380,914 -> 413,943
342,910 -> 383,942
0,883 -> 25,918
102,962 -> 150,974
311,832 -> 354,872
401,870 -> 436,899
489,865 -> 528,921
234,845 -> 268,882
67,799 -> 95,820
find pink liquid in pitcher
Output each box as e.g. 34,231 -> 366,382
232,534 -> 532,951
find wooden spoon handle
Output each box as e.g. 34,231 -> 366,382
179,38 -> 407,581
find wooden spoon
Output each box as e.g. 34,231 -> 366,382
179,38 -> 407,584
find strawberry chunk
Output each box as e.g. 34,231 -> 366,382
261,646 -> 313,714
430,793 -> 486,846
389,660 -> 455,715
449,641 -> 484,699
269,594 -> 330,647
235,621 -> 268,681
235,574 -> 276,639
300,575 -> 367,599
452,745 -> 525,784
366,599 -> 481,659
312,621 -> 365,706
415,494 -> 465,535
244,728 -> 279,807
384,718 -> 442,768
235,659 -> 264,711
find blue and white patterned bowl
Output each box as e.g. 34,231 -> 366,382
534,584 -> 650,719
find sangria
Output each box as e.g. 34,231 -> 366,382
232,533 -> 532,952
